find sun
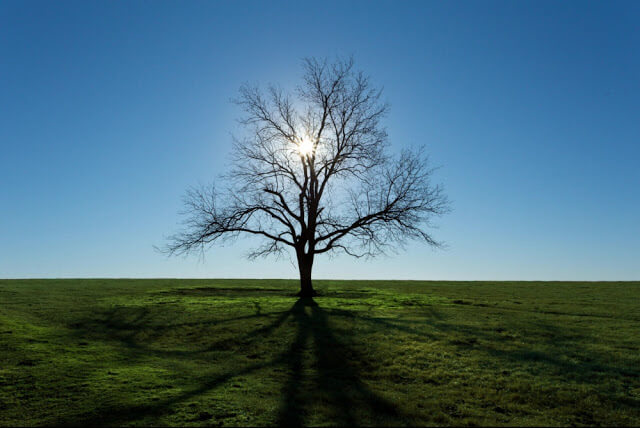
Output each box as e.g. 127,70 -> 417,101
298,135 -> 314,157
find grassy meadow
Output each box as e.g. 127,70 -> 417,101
1,279 -> 639,426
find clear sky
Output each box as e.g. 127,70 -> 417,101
1,1 -> 638,280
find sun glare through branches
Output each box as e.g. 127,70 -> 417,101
297,135 -> 315,157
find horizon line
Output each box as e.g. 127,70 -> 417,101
1,277 -> 638,283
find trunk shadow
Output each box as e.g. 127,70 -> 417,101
61,295 -> 413,426
277,298 -> 405,426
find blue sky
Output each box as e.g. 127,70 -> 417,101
1,1 -> 638,280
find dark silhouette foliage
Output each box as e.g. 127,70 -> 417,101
165,57 -> 449,296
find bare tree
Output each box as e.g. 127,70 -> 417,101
165,57 -> 449,297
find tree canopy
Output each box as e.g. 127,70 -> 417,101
165,57 -> 450,296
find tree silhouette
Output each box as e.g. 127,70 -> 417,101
165,57 -> 449,296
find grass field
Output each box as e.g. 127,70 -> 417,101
1,279 -> 639,426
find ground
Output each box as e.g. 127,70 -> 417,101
1,279 -> 639,426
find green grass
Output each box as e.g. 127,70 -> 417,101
1,279 -> 639,426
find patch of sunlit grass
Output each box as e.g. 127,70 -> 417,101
0,279 -> 639,426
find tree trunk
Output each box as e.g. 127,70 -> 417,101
297,253 -> 316,297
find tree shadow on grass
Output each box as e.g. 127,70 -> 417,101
61,287 -> 640,426
277,298 -> 402,426
70,303 -> 293,360
63,296 -> 408,426
332,307 -> 640,384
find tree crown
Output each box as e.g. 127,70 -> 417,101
165,57 -> 450,261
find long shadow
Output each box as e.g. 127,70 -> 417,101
308,303 -> 640,401
59,288 -> 639,425
60,358 -> 276,426
70,305 -> 292,361
277,298 -> 405,426
61,303 -> 296,426
64,297 -> 408,426
276,298 -> 312,426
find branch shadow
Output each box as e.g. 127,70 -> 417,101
60,304 -> 294,426
62,296 -> 409,426
59,287 -> 639,426
70,304 -> 292,361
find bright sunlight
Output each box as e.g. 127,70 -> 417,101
297,135 -> 314,157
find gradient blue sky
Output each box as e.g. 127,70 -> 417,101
1,1 -> 638,280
